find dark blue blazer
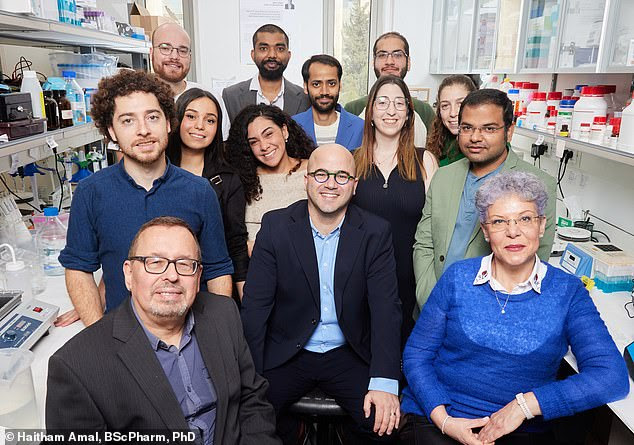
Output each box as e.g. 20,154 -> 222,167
241,200 -> 402,381
292,104 -> 365,151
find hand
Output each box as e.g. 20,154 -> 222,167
54,309 -> 80,327
477,398 -> 526,443
443,416 -> 491,445
363,390 -> 400,436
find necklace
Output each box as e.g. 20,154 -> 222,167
493,289 -> 510,314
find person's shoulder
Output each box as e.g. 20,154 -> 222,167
512,151 -> 556,184
344,96 -> 368,113
339,105 -> 364,123
72,163 -> 121,195
171,164 -> 213,188
52,311 -> 117,363
265,199 -> 306,222
348,203 -> 390,232
434,156 -> 469,179
195,291 -> 240,317
442,256 -> 482,282
223,79 -> 250,95
284,78 -> 305,93
291,107 -> 312,121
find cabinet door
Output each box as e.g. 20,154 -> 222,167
605,0 -> 634,71
440,0 -> 475,72
472,0 -> 498,71
494,0 -> 522,72
521,0 -> 563,71
430,0 -> 443,73
557,0 -> 607,71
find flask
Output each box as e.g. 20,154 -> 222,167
62,70 -> 86,125
43,91 -> 60,131
571,86 -> 607,139
20,71 -> 46,119
0,243 -> 33,303
53,90 -> 74,128
37,207 -> 67,276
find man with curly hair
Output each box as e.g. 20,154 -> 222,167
56,69 -> 233,327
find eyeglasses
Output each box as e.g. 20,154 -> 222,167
154,43 -> 191,57
374,96 -> 408,111
458,124 -> 506,136
308,169 -> 356,185
625,287 -> 634,318
128,256 -> 200,276
374,50 -> 408,61
483,215 -> 544,232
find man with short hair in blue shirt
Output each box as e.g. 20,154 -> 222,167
241,144 -> 402,444
57,70 -> 233,327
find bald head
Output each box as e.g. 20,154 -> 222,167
152,23 -> 190,45
307,144 -> 355,174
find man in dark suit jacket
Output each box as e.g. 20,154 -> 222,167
222,23 -> 310,123
47,217 -> 280,445
241,144 -> 402,444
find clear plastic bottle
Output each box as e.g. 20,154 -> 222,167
20,71 -> 46,119
37,207 -> 67,276
62,70 -> 86,125
0,243 -> 33,303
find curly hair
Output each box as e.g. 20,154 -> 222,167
91,69 -> 176,143
426,74 -> 477,161
224,104 -> 315,204
166,88 -> 225,170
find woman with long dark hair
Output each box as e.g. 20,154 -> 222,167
225,104 -> 315,248
167,88 -> 248,297
352,75 -> 439,346
426,74 -> 477,166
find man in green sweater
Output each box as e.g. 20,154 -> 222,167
344,32 -> 435,147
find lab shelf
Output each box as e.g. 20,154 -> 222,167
513,126 -> 634,167
0,123 -> 102,173
0,11 -> 150,54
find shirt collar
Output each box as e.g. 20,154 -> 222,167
309,215 -> 345,240
116,157 -> 173,188
473,253 -> 547,294
131,298 -> 195,350
250,74 -> 285,102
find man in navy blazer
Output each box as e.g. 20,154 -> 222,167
292,55 -> 364,150
241,144 -> 402,444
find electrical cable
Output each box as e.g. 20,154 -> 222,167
0,174 -> 41,212
592,230 -> 611,243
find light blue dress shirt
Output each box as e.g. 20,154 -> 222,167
305,217 -> 398,395
444,161 -> 505,271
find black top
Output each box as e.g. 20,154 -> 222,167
351,159 -> 426,345
202,161 -> 249,282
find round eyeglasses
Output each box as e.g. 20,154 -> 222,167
308,169 -> 356,185
374,50 -> 408,61
374,96 -> 408,111
483,215 -> 543,233
128,256 -> 200,276
154,43 -> 191,57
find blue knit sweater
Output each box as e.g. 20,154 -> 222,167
401,257 -> 629,425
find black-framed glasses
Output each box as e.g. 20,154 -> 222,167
154,43 -> 191,57
458,124 -> 506,136
374,50 -> 408,61
128,256 -> 200,276
374,96 -> 408,111
625,286 -> 634,318
308,169 -> 356,185
483,215 -> 544,232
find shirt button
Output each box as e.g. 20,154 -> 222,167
311,319 -> 317,325
296,343 -> 301,349
187,386 -> 192,392
323,285 -> 327,290
439,255 -> 445,262
324,307 -> 329,312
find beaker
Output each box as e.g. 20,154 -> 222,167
0,348 -> 40,428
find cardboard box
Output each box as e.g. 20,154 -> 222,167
129,1 -> 175,39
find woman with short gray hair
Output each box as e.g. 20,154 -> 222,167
399,171 -> 628,445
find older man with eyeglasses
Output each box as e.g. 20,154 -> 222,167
151,22 -> 229,139
47,217 -> 281,445
412,88 -> 556,312
241,144 -> 402,444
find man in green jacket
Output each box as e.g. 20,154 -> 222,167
344,32 -> 435,147
413,89 -> 556,313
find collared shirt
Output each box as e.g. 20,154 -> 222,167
305,216 -> 398,396
444,161 -> 505,270
132,301 -> 217,445
474,253 -> 547,294
59,159 -> 233,312
250,74 -> 284,109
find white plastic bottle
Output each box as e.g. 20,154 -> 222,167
0,243 -> 33,303
37,207 -> 67,276
499,77 -> 513,94
571,86 -> 607,139
526,92 -> 547,130
589,116 -> 607,145
20,71 -> 46,119
617,92 -> 634,153
62,70 -> 86,125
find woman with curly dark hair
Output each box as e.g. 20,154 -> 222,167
225,104 -> 315,248
166,88 -> 249,298
426,74 -> 477,166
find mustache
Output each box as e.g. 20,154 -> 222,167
316,95 -> 335,100
263,58 -> 280,65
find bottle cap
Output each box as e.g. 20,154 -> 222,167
6,260 -> 25,272
547,92 -> 562,100
580,122 -> 591,127
527,82 -> 539,89
560,100 -> 576,107
43,207 -> 59,216
592,116 -> 607,124
561,124 -> 569,131
532,92 -> 546,100
61,70 -> 77,78
600,85 -> 616,94
508,89 -> 519,94
580,86 -> 603,96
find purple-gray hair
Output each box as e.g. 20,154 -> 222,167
475,171 -> 548,223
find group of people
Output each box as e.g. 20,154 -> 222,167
45,21 -> 629,445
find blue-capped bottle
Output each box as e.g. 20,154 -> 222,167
62,70 -> 86,125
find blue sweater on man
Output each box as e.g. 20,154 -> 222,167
401,257 -> 629,428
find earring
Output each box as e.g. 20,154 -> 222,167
285,137 -> 288,142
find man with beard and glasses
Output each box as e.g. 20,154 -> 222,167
412,89 -> 556,312
344,32 -> 435,148
222,23 -> 310,124
56,70 -> 233,328
151,23 -> 229,140
292,55 -> 364,150
47,217 -> 281,445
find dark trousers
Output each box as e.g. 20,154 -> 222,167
264,345 -> 395,444
399,413 -> 561,445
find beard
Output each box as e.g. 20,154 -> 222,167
119,136 -> 168,166
256,58 -> 287,80
310,94 -> 339,114
150,301 -> 189,318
